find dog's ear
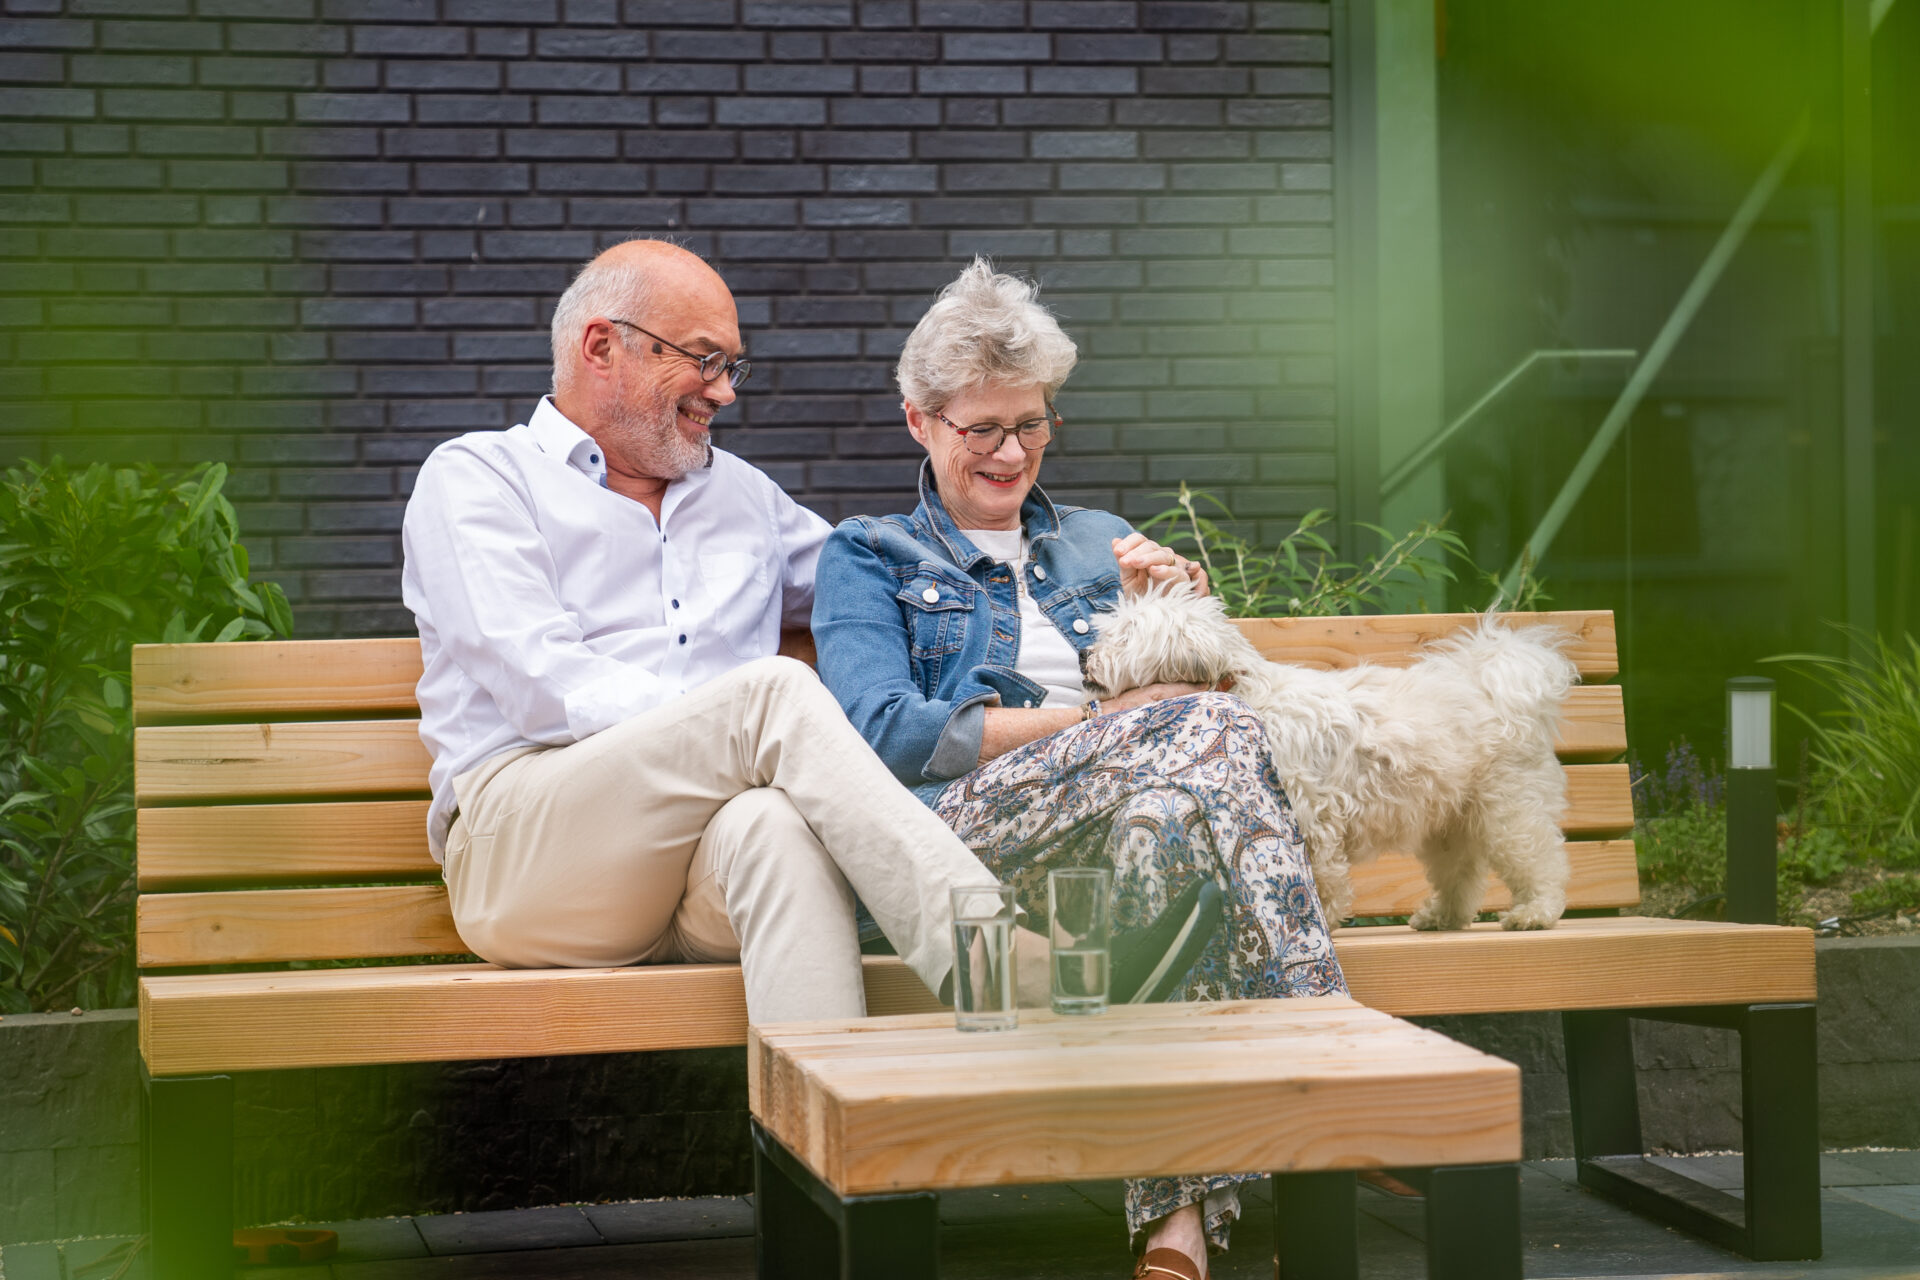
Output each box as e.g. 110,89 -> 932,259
1216,675 -> 1235,693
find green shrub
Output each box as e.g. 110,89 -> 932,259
1138,483 -> 1550,619
1766,631 -> 1920,849
0,459 -> 291,1012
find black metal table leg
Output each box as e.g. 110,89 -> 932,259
142,1065 -> 233,1280
1271,1170 -> 1358,1280
1563,1009 -> 1642,1162
752,1120 -> 939,1280
1426,1163 -> 1521,1280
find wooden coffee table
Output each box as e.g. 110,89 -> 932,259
748,995 -> 1523,1279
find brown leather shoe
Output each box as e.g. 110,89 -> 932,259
1132,1247 -> 1207,1280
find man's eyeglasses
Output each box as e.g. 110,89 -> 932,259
934,404 -> 1062,455
607,318 -> 753,389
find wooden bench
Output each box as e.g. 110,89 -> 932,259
750,998 -> 1525,1280
131,610 -> 1819,1278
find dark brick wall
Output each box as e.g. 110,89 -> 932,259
1,0 -> 1336,638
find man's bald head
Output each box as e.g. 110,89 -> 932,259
549,239 -> 730,396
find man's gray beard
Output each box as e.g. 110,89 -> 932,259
610,382 -> 710,481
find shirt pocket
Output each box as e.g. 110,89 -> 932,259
895,570 -> 975,663
700,549 -> 774,658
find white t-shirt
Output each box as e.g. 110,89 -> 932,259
961,527 -> 1087,708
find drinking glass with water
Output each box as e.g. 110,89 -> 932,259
1048,867 -> 1112,1015
949,884 -> 1018,1032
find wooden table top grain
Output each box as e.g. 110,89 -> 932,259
748,995 -> 1522,1197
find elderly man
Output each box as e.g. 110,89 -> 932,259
400,239 -> 1018,1021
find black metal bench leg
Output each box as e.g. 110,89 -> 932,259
1741,1003 -> 1821,1260
753,1120 -> 938,1280
1563,1009 -> 1642,1161
1271,1170 -> 1358,1280
1426,1163 -> 1521,1280
142,1066 -> 232,1280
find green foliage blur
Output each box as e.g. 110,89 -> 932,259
1140,483 -> 1550,619
1767,632 -> 1920,851
0,459 -> 292,1013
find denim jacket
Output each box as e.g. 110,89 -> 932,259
813,460 -> 1133,798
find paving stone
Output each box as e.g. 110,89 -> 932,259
59,1235 -> 147,1280
0,1242 -> 62,1280
335,1237 -> 753,1279
1648,1153 -> 1747,1190
299,1215 -> 430,1260
412,1205 -> 601,1255
1836,1185 -> 1920,1224
940,1183 -> 1112,1226
1830,1150 -> 1920,1184
582,1196 -> 753,1243
1820,1153 -> 1894,1186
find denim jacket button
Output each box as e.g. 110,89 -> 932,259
1072,618 -> 1089,634
1032,564 -> 1047,581
921,586 -> 940,604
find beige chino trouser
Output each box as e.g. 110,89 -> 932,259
441,656 -> 996,1023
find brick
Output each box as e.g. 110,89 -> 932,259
144,262 -> 268,292
0,88 -> 96,118
446,0 -> 557,16
1140,1 -> 1246,29
743,64 -> 854,93
715,97 -> 826,127
508,61 -> 620,92
829,230 -> 941,260
416,95 -> 531,124
227,23 -> 348,54
231,91 -> 292,120
622,0 -> 736,20
948,228 -> 1055,256
653,97 -> 710,125
739,131 -> 795,160
69,52 -> 193,83
69,0 -> 189,11
714,229 -> 829,259
916,65 -> 1024,95
828,163 -> 938,193
277,468 -> 396,499
566,196 -> 678,226
1030,1 -> 1139,26
416,162 -> 528,192
534,28 -> 648,58
0,123 -> 66,152
329,266 -> 448,294
1253,192 -> 1329,221
177,298 -> 296,327
361,367 -> 478,396
706,164 -> 819,193
1030,195 -> 1136,223
293,161 -> 410,191
1252,129 -> 1329,158
672,197 -> 786,227
769,32 -> 825,58
41,157 -> 163,186
1226,33 -> 1327,61
392,399 -> 505,428
912,195 -> 1023,225
294,93 -> 411,123
803,197 -> 912,226
1253,66 -> 1328,94
44,226 -> 167,257
743,1 -> 850,22
943,32 -> 1050,60
1000,98 -> 1107,126
204,56 -> 322,88
857,66 -> 912,93
1167,33 -> 1220,58
1054,34 -> 1161,61
826,32 -> 937,59
1253,1 -> 1328,28
385,197 -> 497,226
0,18 -> 96,48
475,28 -> 532,57
1030,131 -> 1135,159
625,63 -> 738,92
167,160 -> 288,189
538,95 -> 651,124
423,296 -> 532,325
502,129 -> 611,159
1116,98 -> 1222,126
1169,161 -> 1276,190
1279,160 -> 1329,190
918,1 -> 1024,23
942,162 -> 1048,191
266,195 -> 382,225
383,128 -> 501,158
1145,67 -> 1249,95
830,98 -> 939,127
479,229 -> 594,258
66,122 -> 128,153
527,162 -> 635,192
200,0 -> 315,13
299,297 -> 415,326
296,229 -> 414,259
133,124 -> 254,155
655,30 -> 765,59
563,0 -> 620,19
386,62 -> 503,91
0,51 -> 68,80
1142,131 -> 1246,159
800,131 -> 910,160
452,331 -> 547,360
1225,97 -> 1327,127
172,228 -> 293,258
1055,162 -> 1161,191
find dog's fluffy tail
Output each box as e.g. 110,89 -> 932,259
1433,616 -> 1579,737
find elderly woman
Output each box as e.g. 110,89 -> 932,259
811,259 -> 1348,1280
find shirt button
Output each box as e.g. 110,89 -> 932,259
671,599 -> 680,609
1033,565 -> 1047,581
1072,618 -> 1089,634
1024,700 -> 1035,708
678,634 -> 687,644
589,453 -> 599,464
921,587 -> 940,603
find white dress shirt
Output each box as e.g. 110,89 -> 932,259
401,396 -> 831,861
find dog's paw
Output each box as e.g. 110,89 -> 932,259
1498,905 -> 1561,931
1407,904 -> 1470,932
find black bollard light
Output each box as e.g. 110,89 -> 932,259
1725,677 -> 1778,924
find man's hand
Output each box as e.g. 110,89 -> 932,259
1112,533 -> 1209,598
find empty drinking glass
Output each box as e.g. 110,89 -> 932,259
1048,867 -> 1112,1015
950,884 -> 1018,1032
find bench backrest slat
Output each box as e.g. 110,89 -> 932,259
132,610 -> 1636,972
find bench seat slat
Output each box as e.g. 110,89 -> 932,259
136,917 -> 1812,1076
135,839 -> 1643,966
1235,610 -> 1618,679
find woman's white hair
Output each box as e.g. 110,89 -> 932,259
549,250 -> 655,395
895,258 -> 1078,411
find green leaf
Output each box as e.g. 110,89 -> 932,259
182,462 -> 228,527
213,616 -> 247,644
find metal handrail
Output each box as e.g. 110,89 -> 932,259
1379,348 -> 1637,499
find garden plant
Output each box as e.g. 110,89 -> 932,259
0,459 -> 291,1013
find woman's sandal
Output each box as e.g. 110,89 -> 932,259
1132,1247 -> 1207,1280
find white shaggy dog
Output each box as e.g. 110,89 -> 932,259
1082,585 -> 1578,931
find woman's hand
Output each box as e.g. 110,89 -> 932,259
1112,533 -> 1209,597
1098,681 -> 1217,714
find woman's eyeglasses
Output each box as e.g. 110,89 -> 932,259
607,318 -> 753,389
934,404 -> 1062,455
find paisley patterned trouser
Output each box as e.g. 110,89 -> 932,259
930,692 -> 1348,1252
